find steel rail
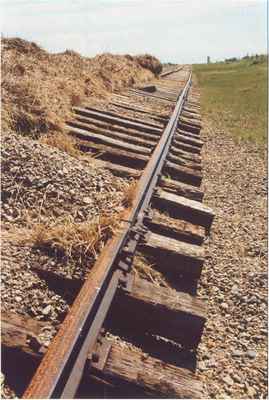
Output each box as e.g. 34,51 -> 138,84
24,70 -> 192,399
159,65 -> 183,77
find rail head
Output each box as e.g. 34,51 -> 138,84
23,69 -> 193,399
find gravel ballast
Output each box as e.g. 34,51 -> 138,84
197,122 -> 267,399
2,133 -> 128,329
2,133 -> 127,229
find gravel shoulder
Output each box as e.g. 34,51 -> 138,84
197,121 -> 267,399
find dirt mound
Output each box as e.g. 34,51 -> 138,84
134,54 -> 163,75
1,37 -> 162,138
2,37 -> 46,55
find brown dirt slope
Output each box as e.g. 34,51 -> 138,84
1,37 -> 162,138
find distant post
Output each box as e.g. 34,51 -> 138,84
207,56 -> 211,64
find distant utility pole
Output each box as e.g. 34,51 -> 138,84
207,56 -> 211,64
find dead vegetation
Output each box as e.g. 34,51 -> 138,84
40,131 -> 81,158
133,254 -> 169,288
1,37 -> 162,142
6,213 -> 121,271
122,179 -> 138,208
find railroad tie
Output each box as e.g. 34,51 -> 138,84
87,340 -> 204,399
159,176 -> 204,201
164,161 -> 203,187
67,125 -> 151,156
67,120 -> 156,148
168,153 -> 202,171
106,275 -> 206,348
73,106 -> 162,135
145,209 -> 205,245
153,188 -> 214,229
73,114 -> 161,141
172,138 -> 202,154
76,138 -> 149,169
139,231 -> 204,278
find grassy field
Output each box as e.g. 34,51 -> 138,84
193,57 -> 267,145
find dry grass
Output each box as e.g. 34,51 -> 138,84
2,37 -> 162,141
40,132 -> 81,158
133,254 -> 168,287
122,179 -> 138,208
6,214 -> 121,267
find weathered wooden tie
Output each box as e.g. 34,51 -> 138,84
73,106 -> 162,135
168,153 -> 202,171
73,113 -> 161,141
68,119 -> 156,148
107,275 -> 206,348
88,339 -> 204,398
173,138 -> 201,155
153,188 -> 214,229
1,312 -> 204,399
145,209 -> 205,245
175,132 -> 203,148
67,126 -> 151,155
160,177 -> 204,202
170,146 -> 202,163
165,161 -> 202,187
76,138 -> 148,168
140,231 -> 204,277
84,105 -> 164,129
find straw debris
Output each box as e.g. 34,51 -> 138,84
2,37 -> 162,140
6,214 -> 120,269
122,179 -> 138,208
133,254 -> 169,288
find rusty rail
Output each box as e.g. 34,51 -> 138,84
24,71 -> 192,399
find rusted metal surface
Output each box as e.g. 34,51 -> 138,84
24,71 -> 192,399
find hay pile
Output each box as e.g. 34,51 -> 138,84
1,37 -> 162,138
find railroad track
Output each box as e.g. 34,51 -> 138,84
3,66 -> 215,399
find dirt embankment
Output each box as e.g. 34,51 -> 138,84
1,37 -> 162,138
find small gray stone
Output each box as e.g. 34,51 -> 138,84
232,374 -> 241,383
246,350 -> 257,359
247,386 -> 256,397
42,305 -> 52,315
207,358 -> 217,367
221,302 -> 229,310
231,285 -> 239,293
82,197 -> 92,204
223,375 -> 234,386
232,350 -> 243,357
198,361 -> 207,371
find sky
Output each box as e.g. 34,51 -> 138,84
0,0 -> 267,63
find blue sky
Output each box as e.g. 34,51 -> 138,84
1,0 -> 267,63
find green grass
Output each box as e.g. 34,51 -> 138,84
193,57 -> 267,145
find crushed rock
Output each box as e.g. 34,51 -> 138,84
2,133 -> 127,229
197,121 -> 267,399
